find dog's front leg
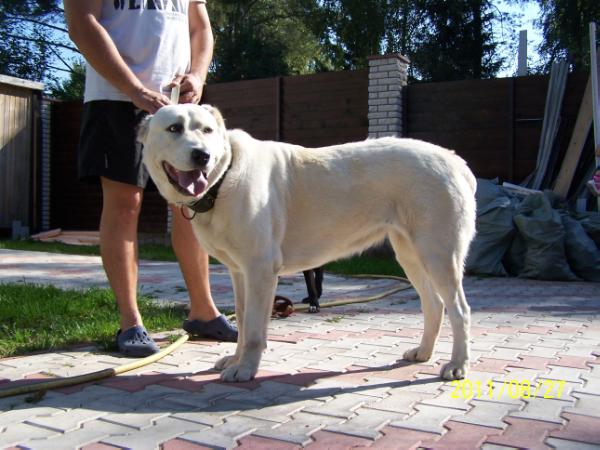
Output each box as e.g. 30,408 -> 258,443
215,271 -> 245,371
219,265 -> 278,382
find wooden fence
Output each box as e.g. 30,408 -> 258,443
48,70 -> 587,234
405,73 -> 588,182
0,75 -> 43,235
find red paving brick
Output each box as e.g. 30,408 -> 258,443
508,355 -> 553,370
269,368 -> 334,386
355,330 -> 400,339
371,362 -> 436,381
98,371 -> 174,393
305,430 -> 374,449
420,421 -> 502,450
471,358 -> 512,373
521,326 -> 553,334
484,417 -> 562,450
550,413 -> 600,445
237,435 -> 301,449
553,355 -> 596,369
161,438 -> 212,450
361,426 -> 438,450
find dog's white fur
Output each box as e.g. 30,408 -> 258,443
139,104 -> 477,382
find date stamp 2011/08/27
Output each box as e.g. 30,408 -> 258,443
450,379 -> 566,400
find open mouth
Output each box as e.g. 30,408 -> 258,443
162,161 -> 208,198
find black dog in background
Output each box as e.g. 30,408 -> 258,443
302,267 -> 323,313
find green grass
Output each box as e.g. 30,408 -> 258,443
0,239 -> 403,357
324,254 -> 405,277
0,284 -> 186,358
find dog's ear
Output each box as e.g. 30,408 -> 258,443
136,114 -> 152,145
201,104 -> 226,132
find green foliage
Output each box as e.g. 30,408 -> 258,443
0,0 -> 66,82
410,0 -> 507,81
208,0 -> 326,81
535,0 -> 600,72
48,60 -> 85,100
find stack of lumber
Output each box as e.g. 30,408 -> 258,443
30,229 -> 100,246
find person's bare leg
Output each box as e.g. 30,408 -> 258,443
100,177 -> 144,331
170,204 -> 220,321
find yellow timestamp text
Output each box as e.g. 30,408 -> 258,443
450,379 -> 566,400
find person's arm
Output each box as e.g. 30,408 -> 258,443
64,0 -> 169,113
176,0 -> 214,104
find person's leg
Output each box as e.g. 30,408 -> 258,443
171,205 -> 238,342
100,177 -> 144,331
170,204 -> 219,321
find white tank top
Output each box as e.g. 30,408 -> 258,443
84,0 -> 201,103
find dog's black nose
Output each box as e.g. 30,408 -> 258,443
191,148 -> 210,166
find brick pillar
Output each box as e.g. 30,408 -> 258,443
40,98 -> 52,231
367,54 -> 410,138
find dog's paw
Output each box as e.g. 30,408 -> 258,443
214,354 -> 238,371
403,346 -> 432,362
441,361 -> 468,380
219,363 -> 257,382
307,305 -> 320,313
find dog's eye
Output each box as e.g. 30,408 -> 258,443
167,123 -> 183,133
202,127 -> 214,134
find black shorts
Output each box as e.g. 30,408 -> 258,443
78,100 -> 150,188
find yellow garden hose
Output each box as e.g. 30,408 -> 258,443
0,274 -> 413,399
0,334 -> 189,399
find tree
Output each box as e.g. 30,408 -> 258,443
305,0 -> 387,70
0,1 -> 76,83
207,0 -> 326,81
48,61 -> 85,100
534,0 -> 600,72
410,0 -> 508,81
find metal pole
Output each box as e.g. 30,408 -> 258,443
589,22 -> 600,209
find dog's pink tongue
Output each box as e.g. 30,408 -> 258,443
177,170 -> 207,197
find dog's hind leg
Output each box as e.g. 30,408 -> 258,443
219,263 -> 278,382
389,232 -> 444,363
413,238 -> 471,380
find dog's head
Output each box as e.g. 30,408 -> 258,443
138,104 -> 229,205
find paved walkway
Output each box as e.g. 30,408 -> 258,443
1,249 -> 600,449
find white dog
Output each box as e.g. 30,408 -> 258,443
139,104 -> 477,382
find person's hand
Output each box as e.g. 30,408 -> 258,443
129,86 -> 171,114
169,73 -> 204,104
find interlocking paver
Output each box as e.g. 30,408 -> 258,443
451,399 -> 522,429
364,425 -> 439,450
0,422 -> 61,448
27,407 -> 110,432
303,393 -> 374,418
567,392 -> 600,417
545,438 -> 600,450
510,396 -> 573,424
420,420 -> 503,450
549,412 -> 600,445
252,411 -> 343,446
100,416 -> 208,450
483,417 -> 562,450
178,415 -> 276,450
323,407 -> 406,439
20,419 -> 132,450
304,430 -> 373,449
367,389 -> 436,414
390,404 -> 465,434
